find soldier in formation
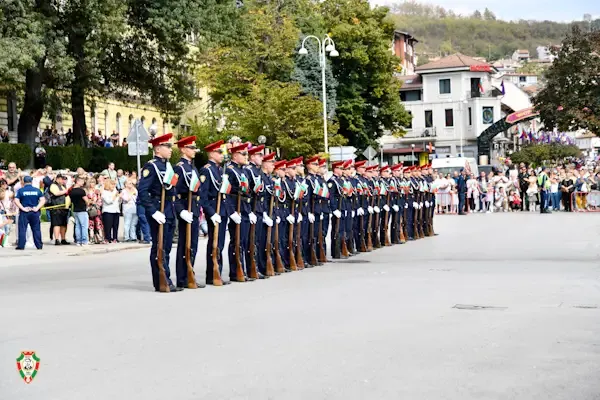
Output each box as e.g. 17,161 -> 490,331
140,135 -> 438,292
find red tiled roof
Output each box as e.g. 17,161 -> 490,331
397,74 -> 422,89
415,53 -> 491,72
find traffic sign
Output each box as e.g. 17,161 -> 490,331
128,141 -> 149,156
127,119 -> 149,142
329,146 -> 357,161
362,145 -> 377,160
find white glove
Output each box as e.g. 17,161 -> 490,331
230,212 -> 242,224
152,211 -> 166,225
276,216 -> 281,224
210,214 -> 222,224
333,210 -> 342,218
320,213 -> 324,220
286,215 -> 295,224
368,206 -> 374,214
263,215 -> 273,227
308,213 -> 315,223
249,212 -> 257,224
425,201 -> 430,208
404,203 -> 408,209
383,205 -> 390,212
357,207 -> 364,216
374,206 -> 380,213
180,210 -> 194,224
393,205 -> 399,212
413,202 -> 418,208
297,214 -> 303,223
419,202 -> 423,209
352,211 -> 355,218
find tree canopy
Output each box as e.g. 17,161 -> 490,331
510,143 -> 582,167
534,26 -> 600,135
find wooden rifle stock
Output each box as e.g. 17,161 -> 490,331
359,208 -> 367,252
185,194 -> 198,289
211,193 -> 223,286
296,207 -> 305,270
400,192 -> 407,243
235,193 -> 245,281
309,196 -> 318,266
288,201 -> 298,271
265,195 -> 275,276
156,187 -> 170,292
373,194 -> 381,248
384,192 -> 391,246
248,196 -> 259,279
273,201 -> 285,273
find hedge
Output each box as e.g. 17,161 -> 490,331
0,144 -> 201,172
0,143 -> 32,168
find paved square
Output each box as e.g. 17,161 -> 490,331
1,213 -> 599,399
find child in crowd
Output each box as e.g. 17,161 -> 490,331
509,190 -> 521,211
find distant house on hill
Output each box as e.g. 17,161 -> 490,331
511,49 -> 530,63
392,30 -> 419,76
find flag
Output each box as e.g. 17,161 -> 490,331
478,78 -> 484,94
500,81 -> 506,95
320,183 -> 330,199
219,174 -> 232,194
293,183 -> 302,200
0,231 -> 7,248
374,181 -> 380,195
299,182 -> 308,199
163,163 -> 178,186
253,175 -> 263,194
520,129 -> 527,140
239,174 -> 249,194
342,181 -> 353,196
189,170 -> 201,192
274,178 -> 283,200
379,181 -> 388,196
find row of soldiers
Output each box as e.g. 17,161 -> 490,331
138,134 -> 437,293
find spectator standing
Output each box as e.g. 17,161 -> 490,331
49,174 -> 71,244
34,143 -> 47,169
0,128 -> 9,143
101,162 -> 118,181
13,176 -> 45,250
101,179 -> 120,243
550,173 -> 561,211
457,169 -> 467,215
86,179 -> 104,243
537,167 -> 551,214
70,177 -> 90,246
4,162 -> 20,189
120,180 -> 138,242
115,169 -> 126,192
518,164 -> 529,211
0,185 -> 16,241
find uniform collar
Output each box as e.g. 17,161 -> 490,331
180,158 -> 192,165
154,156 -> 167,162
231,161 -> 240,168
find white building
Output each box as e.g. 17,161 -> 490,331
511,49 -> 530,63
576,132 -> 600,159
500,73 -> 539,87
392,31 -> 418,76
536,46 -> 557,62
382,53 -> 504,162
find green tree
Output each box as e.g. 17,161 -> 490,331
321,0 -> 411,150
483,8 -> 496,21
534,26 -> 600,134
472,10 -> 482,19
510,143 -> 581,166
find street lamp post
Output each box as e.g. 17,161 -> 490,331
298,34 -> 339,154
411,144 -> 415,166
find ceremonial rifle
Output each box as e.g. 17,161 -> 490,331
359,188 -> 367,252
235,193 -> 245,281
309,192 -> 318,266
366,191 -> 373,251
295,197 -> 305,269
248,194 -> 259,279
384,191 -> 392,246
210,193 -> 224,286
288,200 -> 298,271
185,193 -> 198,288
265,195 -> 275,276
373,190 -> 381,248
156,186 -> 170,292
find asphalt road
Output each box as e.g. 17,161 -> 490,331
1,213 -> 600,400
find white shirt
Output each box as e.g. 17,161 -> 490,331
101,190 -> 120,213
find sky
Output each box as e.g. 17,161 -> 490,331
370,0 -> 599,22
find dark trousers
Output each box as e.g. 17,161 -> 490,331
458,194 -> 466,214
205,215 -> 227,283
321,213 -> 330,259
281,217 -> 295,268
17,211 -> 43,249
562,192 -> 572,212
345,213 -> 354,252
390,211 -> 399,244
540,190 -> 547,213
330,214 -> 343,258
102,212 -> 120,241
354,213 -> 363,250
407,204 -> 415,239
228,218 -> 250,279
136,204 -> 152,241
147,214 -> 175,289
175,216 -> 199,287
301,215 -> 311,263
254,215 -> 266,274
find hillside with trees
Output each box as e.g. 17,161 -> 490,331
387,1 -> 599,62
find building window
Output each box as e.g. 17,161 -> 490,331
444,109 -> 454,127
468,107 -> 472,125
482,107 -> 494,124
439,79 -> 451,94
406,111 -> 412,129
425,110 -> 433,128
400,90 -> 422,102
519,76 -> 526,83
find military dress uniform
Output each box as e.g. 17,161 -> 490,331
318,158 -> 331,260
226,149 -> 253,281
273,161 -> 290,271
388,167 -> 401,244
173,136 -> 203,289
258,152 -> 277,275
282,163 -> 298,269
245,145 -> 266,278
328,161 -> 346,259
305,156 -> 321,266
137,133 -> 179,292
342,160 -> 356,255
354,161 -> 370,252
199,140 -> 230,285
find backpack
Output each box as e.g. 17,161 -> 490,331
44,188 -> 53,206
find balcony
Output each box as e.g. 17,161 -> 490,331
402,127 -> 437,139
466,90 -> 497,99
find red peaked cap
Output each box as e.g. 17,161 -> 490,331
380,165 -> 390,173
391,163 -> 403,171
262,152 -> 276,162
291,156 -> 304,167
274,160 -> 287,170
343,160 -> 353,169
230,142 -> 251,154
175,136 -> 196,148
149,133 -> 173,147
305,155 -> 319,164
319,158 -> 327,166
248,144 -> 265,155
204,140 -> 224,152
366,165 -> 379,172
332,161 -> 344,169
354,160 -> 367,168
